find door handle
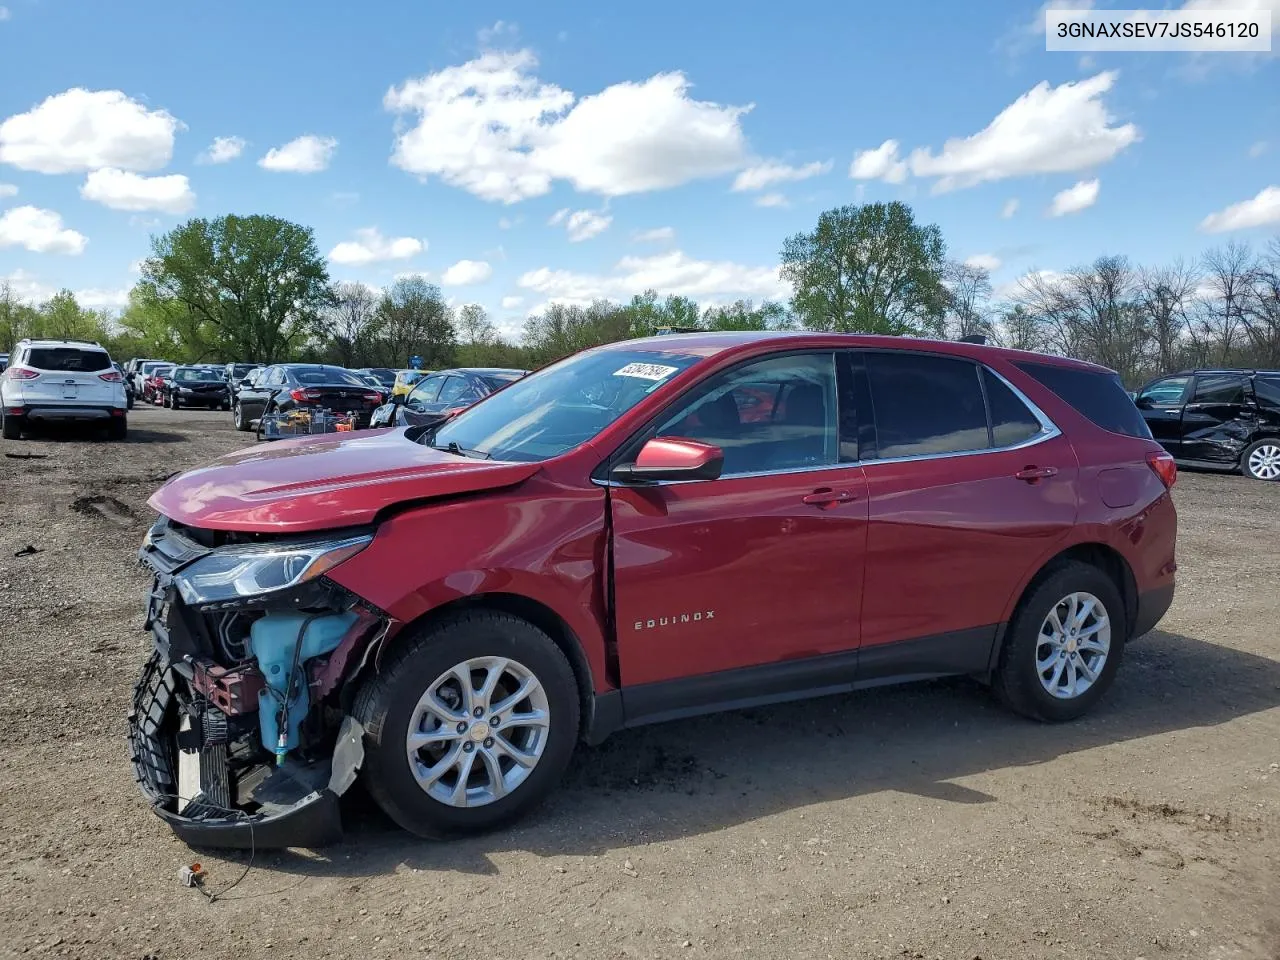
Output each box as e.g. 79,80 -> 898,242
802,488 -> 855,507
1015,466 -> 1058,482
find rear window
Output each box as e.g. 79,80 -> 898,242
865,352 -> 989,458
480,373 -> 522,390
175,368 -> 221,382
292,368 -> 365,386
1014,361 -> 1152,440
1254,377 -> 1280,411
26,347 -> 111,373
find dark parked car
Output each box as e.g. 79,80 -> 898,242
1134,368 -> 1280,481
133,333 -> 1176,848
224,362 -> 260,391
114,362 -> 136,409
356,367 -> 398,389
232,363 -> 385,432
163,366 -> 231,410
369,367 -> 527,428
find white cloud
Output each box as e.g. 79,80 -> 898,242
0,7 -> 10,20
633,226 -> 675,243
732,159 -> 830,192
1047,178 -> 1100,217
908,73 -> 1137,192
497,216 -> 519,229
850,139 -> 908,183
754,192 -> 789,208
76,286 -> 130,309
328,227 -> 425,266
0,205 -> 87,254
2,269 -> 127,309
258,135 -> 337,173
999,0 -> 1095,57
197,135 -> 246,164
478,19 -> 517,44
1249,141 -> 1269,158
964,253 -> 1002,271
995,268 -> 1068,301
549,207 -> 612,242
441,259 -> 493,286
518,249 -> 788,305
1199,186 -> 1280,233
0,182 -> 16,198
385,50 -> 750,203
1000,198 -> 1020,219
501,295 -> 525,309
0,88 -> 181,174
80,168 -> 195,214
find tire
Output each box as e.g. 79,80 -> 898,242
127,394 -> 135,410
1241,439 -> 1280,481
233,402 -> 248,431
220,401 -> 230,412
992,560 -> 1126,723
2,412 -> 22,440
107,414 -> 127,441
353,611 -> 580,839
170,395 -> 181,410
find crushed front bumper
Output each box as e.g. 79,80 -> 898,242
129,651 -> 363,849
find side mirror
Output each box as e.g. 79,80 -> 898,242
390,393 -> 405,405
1134,395 -> 1152,410
612,437 -> 724,483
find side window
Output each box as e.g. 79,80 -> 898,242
983,368 -> 1043,447
1136,376 -> 1190,407
865,352 -> 989,458
1254,377 -> 1280,411
408,375 -> 444,407
653,352 -> 838,475
1191,374 -> 1247,405
266,367 -> 285,387
438,376 -> 479,404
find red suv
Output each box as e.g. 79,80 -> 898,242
130,333 -> 1177,848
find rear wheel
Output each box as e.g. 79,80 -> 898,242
353,611 -> 580,839
107,414 -> 127,441
2,412 -> 22,440
1242,440 -> 1280,481
233,402 -> 248,431
993,561 -> 1125,722
170,395 -> 181,410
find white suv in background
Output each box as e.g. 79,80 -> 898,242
1,339 -> 128,440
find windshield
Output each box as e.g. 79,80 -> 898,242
152,365 -> 175,378
140,361 -> 168,375
429,348 -> 701,462
175,367 -> 221,382
480,372 -> 524,390
291,367 -> 366,386
364,368 -> 396,385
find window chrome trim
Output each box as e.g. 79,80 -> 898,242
595,361 -> 1061,487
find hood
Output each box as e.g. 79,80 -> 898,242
148,428 -> 541,532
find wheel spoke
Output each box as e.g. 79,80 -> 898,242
1077,620 -> 1106,639
415,744 -> 462,788
1078,637 -> 1108,654
495,708 -> 549,732
476,658 -> 509,712
1076,655 -> 1098,683
490,675 -> 542,717
1064,658 -> 1079,697
1071,597 -> 1096,630
408,726 -> 457,749
449,664 -> 477,713
1049,659 -> 1066,690
422,690 -> 467,725
494,734 -> 538,768
449,750 -> 477,805
1045,607 -> 1065,636
1036,647 -> 1061,672
479,749 -> 506,799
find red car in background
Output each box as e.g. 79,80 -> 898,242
142,364 -> 174,404
131,332 -> 1177,849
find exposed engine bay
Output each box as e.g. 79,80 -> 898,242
128,517 -> 391,848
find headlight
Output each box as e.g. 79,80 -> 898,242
174,535 -> 371,606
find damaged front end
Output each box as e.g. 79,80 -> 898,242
129,518 -> 390,849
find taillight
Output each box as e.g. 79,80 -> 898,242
5,366 -> 38,380
99,370 -> 122,382
1147,451 -> 1177,489
290,388 -> 321,403
363,392 -> 382,402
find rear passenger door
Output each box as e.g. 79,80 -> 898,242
239,366 -> 278,417
1134,376 -> 1191,454
855,350 -> 1078,679
1179,373 -> 1251,463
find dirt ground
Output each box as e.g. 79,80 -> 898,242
1,404 -> 1277,960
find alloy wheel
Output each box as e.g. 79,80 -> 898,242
1248,443 -> 1280,481
405,656 -> 551,808
1036,591 -> 1111,700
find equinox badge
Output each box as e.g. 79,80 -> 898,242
634,611 -> 715,630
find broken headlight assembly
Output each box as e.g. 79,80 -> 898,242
173,535 -> 372,607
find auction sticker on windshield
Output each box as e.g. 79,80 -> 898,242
613,362 -> 680,381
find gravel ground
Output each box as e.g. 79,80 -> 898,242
1,405 -> 1278,960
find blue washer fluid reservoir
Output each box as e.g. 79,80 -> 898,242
249,611 -> 359,763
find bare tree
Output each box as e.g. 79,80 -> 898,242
1136,259 -> 1199,374
1196,242 -> 1255,366
324,282 -> 379,368
994,303 -> 1043,353
1240,238 -> 1280,367
942,261 -> 995,340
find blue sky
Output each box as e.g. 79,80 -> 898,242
0,0 -> 1276,337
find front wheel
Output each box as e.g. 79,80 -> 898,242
170,395 -> 180,410
1242,439 -> 1280,481
993,561 -> 1125,723
233,402 -> 248,432
353,612 -> 580,839
2,412 -> 22,440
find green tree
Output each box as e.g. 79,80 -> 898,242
701,299 -> 793,331
0,281 -> 39,353
141,214 -> 332,363
30,291 -> 111,343
780,202 -> 948,336
374,276 -> 456,368
117,283 -> 210,361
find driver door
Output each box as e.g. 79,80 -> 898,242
608,351 -> 868,689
